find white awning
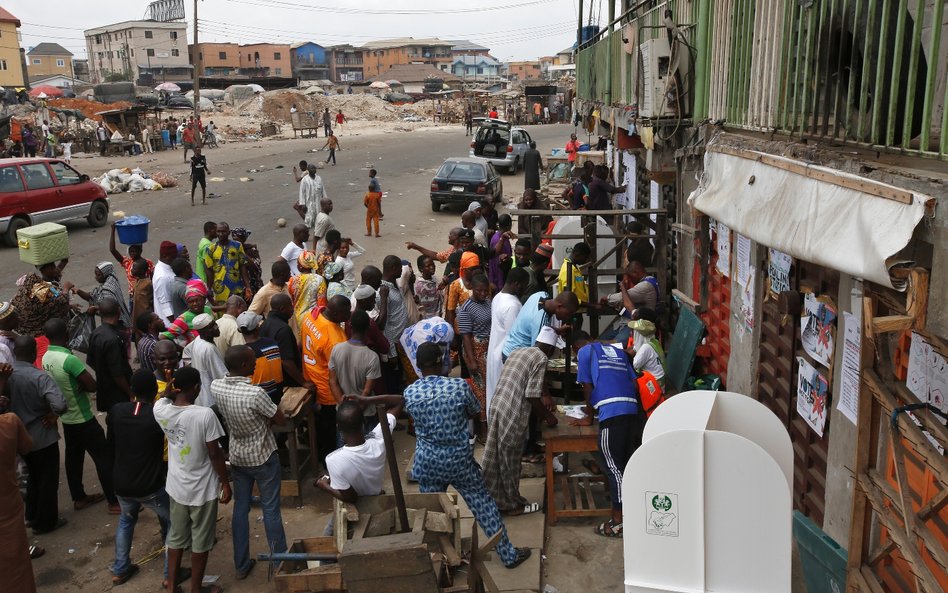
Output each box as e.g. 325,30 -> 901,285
687,147 -> 932,289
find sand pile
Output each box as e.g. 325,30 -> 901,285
48,98 -> 135,121
246,91 -> 400,123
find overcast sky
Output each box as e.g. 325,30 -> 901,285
15,0 -> 604,62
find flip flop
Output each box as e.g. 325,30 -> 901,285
161,567 -> 191,590
595,520 -> 623,538
507,502 -> 542,516
29,545 -> 45,559
504,547 -> 532,569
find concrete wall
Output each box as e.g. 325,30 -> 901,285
27,55 -> 72,79
0,21 -> 24,86
725,239 -> 763,397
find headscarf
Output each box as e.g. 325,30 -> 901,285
0,301 -> 14,321
322,261 -> 343,281
399,316 -> 455,377
232,227 -> 250,239
466,201 -> 483,213
460,251 -> 480,269
185,279 -> 208,299
297,250 -> 319,272
92,261 -> 131,326
327,281 -> 351,300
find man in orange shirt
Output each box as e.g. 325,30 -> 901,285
300,295 -> 351,469
565,132 -> 581,164
363,184 -> 382,238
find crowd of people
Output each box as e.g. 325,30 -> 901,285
0,144 -> 669,593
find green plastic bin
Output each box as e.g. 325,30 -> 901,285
793,511 -> 848,593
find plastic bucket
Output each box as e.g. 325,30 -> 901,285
161,129 -> 171,147
115,215 -> 150,245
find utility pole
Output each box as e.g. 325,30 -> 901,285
192,0 -> 201,131
577,0 -> 584,50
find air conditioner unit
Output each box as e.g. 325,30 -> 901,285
639,38 -> 675,118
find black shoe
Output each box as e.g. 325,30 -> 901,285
504,547 -> 531,569
32,517 -> 68,535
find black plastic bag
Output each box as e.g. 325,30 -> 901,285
67,311 -> 96,353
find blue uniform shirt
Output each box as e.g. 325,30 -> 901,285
576,342 -> 640,422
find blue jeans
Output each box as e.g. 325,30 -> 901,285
232,451 -> 287,573
112,489 -> 170,577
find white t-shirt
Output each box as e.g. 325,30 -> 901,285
153,398 -> 225,506
183,338 -> 228,407
326,413 -> 396,496
633,342 -> 665,382
472,228 -> 488,247
281,241 -> 304,275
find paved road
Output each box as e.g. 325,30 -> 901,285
1,123 -> 573,294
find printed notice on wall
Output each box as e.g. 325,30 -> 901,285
768,248 -> 792,296
801,293 -> 837,369
715,222 -> 731,277
645,492 -> 679,537
837,311 -> 862,426
740,266 -> 756,334
736,233 -> 751,288
797,356 -> 829,437
906,331 -> 948,414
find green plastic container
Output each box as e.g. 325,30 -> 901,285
17,222 -> 69,266
686,374 -> 722,391
793,511 -> 848,593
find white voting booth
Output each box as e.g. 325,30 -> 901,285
550,215 -> 617,296
623,390 -> 793,593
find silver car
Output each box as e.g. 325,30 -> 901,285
468,117 -> 533,174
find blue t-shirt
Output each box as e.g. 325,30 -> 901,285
502,292 -> 551,357
576,342 -> 639,422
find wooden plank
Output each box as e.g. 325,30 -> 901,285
279,386 -> 312,418
352,514 -> 372,540
344,503 -> 360,522
339,531 -> 439,593
671,222 -> 696,236
672,288 -> 701,311
870,315 -> 914,334
437,533 -> 461,567
906,268 -> 929,331
708,145 -> 915,204
424,511 -> 452,533
365,509 -> 394,537
583,477 -> 598,510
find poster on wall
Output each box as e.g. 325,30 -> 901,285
736,234 -> 751,288
837,311 -> 862,426
715,222 -> 731,277
801,292 -> 837,368
797,357 -> 829,437
768,248 -> 792,296
740,266 -> 756,334
906,331 -> 948,414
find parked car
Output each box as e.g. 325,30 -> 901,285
0,158 -> 110,246
430,157 -> 503,212
468,117 -> 533,174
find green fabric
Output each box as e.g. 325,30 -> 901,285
43,345 -> 94,425
195,237 -> 212,285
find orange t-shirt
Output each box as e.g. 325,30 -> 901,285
363,191 -> 382,214
300,309 -> 347,405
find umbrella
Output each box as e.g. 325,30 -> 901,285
155,82 -> 181,92
29,85 -> 63,98
369,81 -> 390,90
385,79 -> 402,86
247,84 -> 265,93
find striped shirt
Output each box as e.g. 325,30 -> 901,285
211,375 -> 278,467
457,297 -> 492,339
248,337 -> 283,403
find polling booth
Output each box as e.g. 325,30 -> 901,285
623,390 -> 793,593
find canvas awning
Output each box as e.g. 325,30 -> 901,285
687,147 -> 933,289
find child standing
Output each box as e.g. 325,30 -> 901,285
363,184 -> 382,237
414,255 -> 443,319
368,169 -> 384,219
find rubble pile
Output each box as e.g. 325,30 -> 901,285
48,98 -> 135,122
237,91 -> 401,123
398,98 -> 466,120
94,167 -> 166,193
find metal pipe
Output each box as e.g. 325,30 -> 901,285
606,0 -> 615,106
919,0 -> 943,153
577,0 -> 584,52
799,3 -> 817,135
858,0 -> 879,141
871,0 -> 893,144
900,0 -> 925,150
192,0 -> 201,126
884,0 -> 908,147
377,404 -> 410,533
693,0 -> 712,120
843,0 -> 862,139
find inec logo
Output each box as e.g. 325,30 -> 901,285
651,494 -> 673,512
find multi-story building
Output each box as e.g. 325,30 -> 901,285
574,4 -> 947,593
290,42 -> 329,82
328,44 -> 364,83
360,37 -> 453,80
444,55 -> 501,81
0,7 -> 25,87
26,43 -> 73,81
238,43 -> 291,77
505,60 -> 541,81
189,42 -> 240,76
84,19 -> 191,84
448,40 -> 491,58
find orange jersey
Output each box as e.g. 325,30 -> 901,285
300,309 -> 347,405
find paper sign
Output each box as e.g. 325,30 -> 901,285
645,491 -> 679,537
837,311 -> 861,425
797,357 -> 829,437
801,293 -> 837,368
736,234 -> 751,288
906,331 -> 948,413
768,248 -> 792,295
715,222 -> 731,277
740,266 -> 756,334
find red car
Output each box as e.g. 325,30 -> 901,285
0,158 -> 110,246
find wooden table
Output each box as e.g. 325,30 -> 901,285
542,411 -> 611,525
274,387 -> 318,506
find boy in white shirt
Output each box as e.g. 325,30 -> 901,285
154,367 -> 230,593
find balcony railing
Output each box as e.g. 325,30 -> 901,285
335,57 -> 363,66
577,0 -> 948,160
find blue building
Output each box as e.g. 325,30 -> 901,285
446,55 -> 501,80
291,42 -> 329,81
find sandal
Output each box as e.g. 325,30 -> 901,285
111,564 -> 139,585
29,545 -> 45,559
507,502 -> 542,516
504,547 -> 532,569
595,519 -> 623,538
